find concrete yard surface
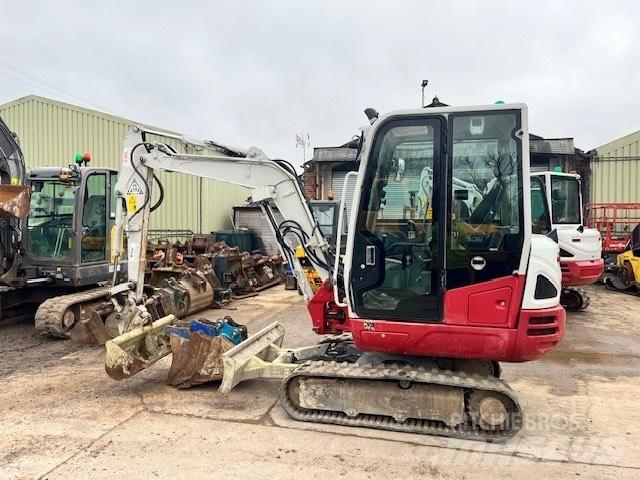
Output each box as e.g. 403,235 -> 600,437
1,285 -> 639,479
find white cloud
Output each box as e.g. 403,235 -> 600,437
0,0 -> 638,164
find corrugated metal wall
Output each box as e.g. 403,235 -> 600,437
0,95 -> 249,232
234,206 -> 284,255
593,130 -> 640,204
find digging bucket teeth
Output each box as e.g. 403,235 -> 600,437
219,321 -> 291,393
105,314 -> 176,380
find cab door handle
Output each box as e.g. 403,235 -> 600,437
365,245 -> 376,266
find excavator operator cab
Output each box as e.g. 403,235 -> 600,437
309,201 -> 340,246
533,170 -> 603,302
351,109 -> 529,322
25,165 -> 120,286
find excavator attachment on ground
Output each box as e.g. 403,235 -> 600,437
104,313 -> 254,384
166,316 -> 247,387
105,315 -> 175,380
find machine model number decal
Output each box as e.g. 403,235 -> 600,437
363,322 -> 375,331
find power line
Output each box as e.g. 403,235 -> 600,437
0,57 -> 116,114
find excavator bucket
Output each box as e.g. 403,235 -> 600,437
105,314 -> 176,380
219,321 -> 288,393
0,185 -> 30,219
166,317 -> 247,388
69,310 -> 113,345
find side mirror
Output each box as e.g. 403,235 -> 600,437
577,225 -> 584,233
547,228 -> 558,243
81,226 -> 91,237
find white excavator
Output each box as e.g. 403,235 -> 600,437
532,171 -> 603,310
102,103 -> 566,441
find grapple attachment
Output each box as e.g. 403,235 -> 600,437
166,317 -> 247,388
105,314 -> 175,380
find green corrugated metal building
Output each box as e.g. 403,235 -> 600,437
0,95 -> 249,232
592,130 -> 640,204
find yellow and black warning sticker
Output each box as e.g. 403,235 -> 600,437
127,194 -> 138,213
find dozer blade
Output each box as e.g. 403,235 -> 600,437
0,185 -> 30,219
219,321 -> 291,393
166,318 -> 247,388
105,314 -> 176,380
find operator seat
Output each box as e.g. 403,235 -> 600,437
82,195 -> 106,233
469,184 -> 503,225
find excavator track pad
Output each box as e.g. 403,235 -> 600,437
281,361 -> 522,441
35,287 -> 112,340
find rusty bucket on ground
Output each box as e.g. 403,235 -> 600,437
0,185 -> 30,219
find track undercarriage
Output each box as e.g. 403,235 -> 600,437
560,286 -> 591,311
603,272 -> 639,296
105,319 -> 522,441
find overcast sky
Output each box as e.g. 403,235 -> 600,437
1,1 -> 638,166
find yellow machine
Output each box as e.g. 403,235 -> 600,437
613,250 -> 640,290
295,245 -> 322,294
607,223 -> 640,292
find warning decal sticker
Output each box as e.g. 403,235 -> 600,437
126,194 -> 138,213
127,179 -> 144,195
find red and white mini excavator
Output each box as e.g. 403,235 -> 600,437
102,103 -> 566,441
531,171 -> 603,310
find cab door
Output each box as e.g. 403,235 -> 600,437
79,171 -> 108,263
349,116 -> 444,322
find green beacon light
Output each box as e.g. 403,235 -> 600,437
553,166 -> 563,173
495,100 -> 505,104
74,152 -> 83,164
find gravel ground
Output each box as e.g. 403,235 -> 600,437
0,284 -> 639,479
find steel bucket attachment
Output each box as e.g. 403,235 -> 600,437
69,309 -> 114,345
0,185 -> 30,219
219,321 -> 293,393
105,314 -> 176,380
166,317 -> 247,388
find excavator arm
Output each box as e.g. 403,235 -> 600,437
0,116 -> 29,286
110,126 -> 332,332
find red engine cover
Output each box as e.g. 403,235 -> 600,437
308,275 -> 565,363
560,258 -> 604,286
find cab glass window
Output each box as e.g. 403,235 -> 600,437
27,180 -> 76,261
81,173 -> 107,262
550,176 -> 581,224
